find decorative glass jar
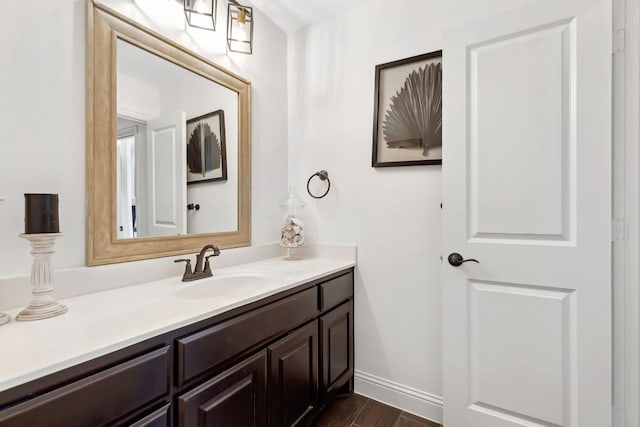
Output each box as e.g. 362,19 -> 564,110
279,188 -> 305,260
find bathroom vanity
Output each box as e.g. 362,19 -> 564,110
0,259 -> 354,427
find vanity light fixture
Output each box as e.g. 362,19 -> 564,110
183,0 -> 218,31
227,1 -> 254,54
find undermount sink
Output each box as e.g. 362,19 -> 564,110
175,272 -> 275,300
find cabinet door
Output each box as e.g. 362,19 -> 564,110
177,350 -> 267,427
129,404 -> 171,427
268,321 -> 319,427
320,300 -> 354,399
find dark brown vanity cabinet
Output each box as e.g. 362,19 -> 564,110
0,268 -> 354,427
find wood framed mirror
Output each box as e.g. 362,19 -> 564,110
86,0 -> 251,266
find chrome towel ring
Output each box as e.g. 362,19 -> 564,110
307,170 -> 331,199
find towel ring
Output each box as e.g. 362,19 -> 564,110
307,170 -> 331,199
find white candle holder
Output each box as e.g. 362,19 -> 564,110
17,233 -> 67,321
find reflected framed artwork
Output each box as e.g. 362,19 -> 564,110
372,50 -> 442,167
187,109 -> 228,184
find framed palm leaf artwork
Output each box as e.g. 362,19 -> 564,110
372,50 -> 442,167
186,109 -> 228,184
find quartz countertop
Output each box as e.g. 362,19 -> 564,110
0,255 -> 355,392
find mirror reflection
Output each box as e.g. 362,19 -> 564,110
116,39 -> 239,239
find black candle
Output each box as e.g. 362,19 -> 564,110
24,194 -> 60,234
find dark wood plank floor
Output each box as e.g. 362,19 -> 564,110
313,393 -> 442,427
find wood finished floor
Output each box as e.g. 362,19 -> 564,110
312,393 -> 442,427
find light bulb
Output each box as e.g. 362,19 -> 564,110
235,22 -> 247,41
235,7 -> 247,41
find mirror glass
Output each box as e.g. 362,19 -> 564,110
115,39 -> 239,239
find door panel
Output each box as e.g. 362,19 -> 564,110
469,21 -> 572,240
442,0 -> 611,426
146,111 -> 187,237
469,281 -> 573,426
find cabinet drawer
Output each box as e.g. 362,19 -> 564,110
320,272 -> 353,311
0,346 -> 171,427
177,287 -> 318,386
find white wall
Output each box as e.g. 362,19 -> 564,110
0,0 -> 288,278
288,0 -> 538,421
117,73 -> 161,121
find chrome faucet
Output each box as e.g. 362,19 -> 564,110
174,244 -> 221,282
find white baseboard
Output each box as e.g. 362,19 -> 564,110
354,370 -> 443,424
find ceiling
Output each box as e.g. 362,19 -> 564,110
244,0 -> 371,33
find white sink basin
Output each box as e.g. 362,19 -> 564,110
175,272 -> 274,300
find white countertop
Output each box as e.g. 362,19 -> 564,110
0,255 -> 355,393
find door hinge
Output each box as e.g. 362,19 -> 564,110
612,218 -> 626,242
613,29 -> 625,54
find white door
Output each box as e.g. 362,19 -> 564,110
115,134 -> 136,239
442,0 -> 611,426
145,111 -> 187,237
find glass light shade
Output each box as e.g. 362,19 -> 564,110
184,0 -> 217,31
227,3 -> 253,54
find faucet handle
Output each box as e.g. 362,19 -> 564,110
203,254 -> 217,274
174,258 -> 193,278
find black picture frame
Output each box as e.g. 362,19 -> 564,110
186,109 -> 228,184
372,50 -> 443,167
